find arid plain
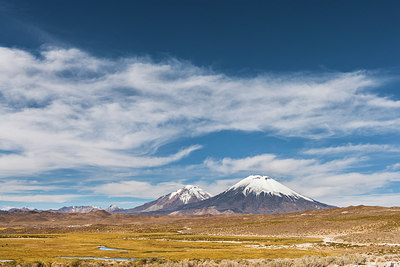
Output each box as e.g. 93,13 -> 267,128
1,206 -> 400,266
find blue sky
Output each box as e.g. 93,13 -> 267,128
1,0 -> 400,210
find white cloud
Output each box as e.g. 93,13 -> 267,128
0,194 -> 80,203
0,180 -> 57,193
391,163 -> 400,170
93,180 -> 186,199
323,193 -> 400,207
304,143 -> 400,155
0,46 -> 399,179
0,145 -> 202,177
204,153 -> 359,177
288,171 -> 400,199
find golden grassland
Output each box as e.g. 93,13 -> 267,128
1,206 -> 400,265
0,232 -> 328,263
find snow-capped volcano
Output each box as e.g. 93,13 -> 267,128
228,175 -> 313,201
119,185 -> 212,214
172,175 -> 334,215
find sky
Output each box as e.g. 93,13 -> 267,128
1,0 -> 400,210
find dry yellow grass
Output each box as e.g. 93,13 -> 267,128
1,206 -> 400,265
0,232 -> 328,263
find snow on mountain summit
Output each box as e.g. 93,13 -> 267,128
229,175 -> 313,201
168,185 -> 211,204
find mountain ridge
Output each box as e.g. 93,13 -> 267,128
118,185 -> 212,214
2,175 -> 335,215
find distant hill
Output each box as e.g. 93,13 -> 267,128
105,205 -> 122,213
54,206 -> 102,213
7,207 -> 38,212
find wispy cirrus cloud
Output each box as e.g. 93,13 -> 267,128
291,171 -> 400,199
0,180 -> 57,193
303,143 -> 400,155
93,180 -> 185,199
204,153 -> 360,177
0,194 -> 80,203
0,46 -> 400,179
0,145 -> 202,177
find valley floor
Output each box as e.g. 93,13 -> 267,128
1,206 -> 400,266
